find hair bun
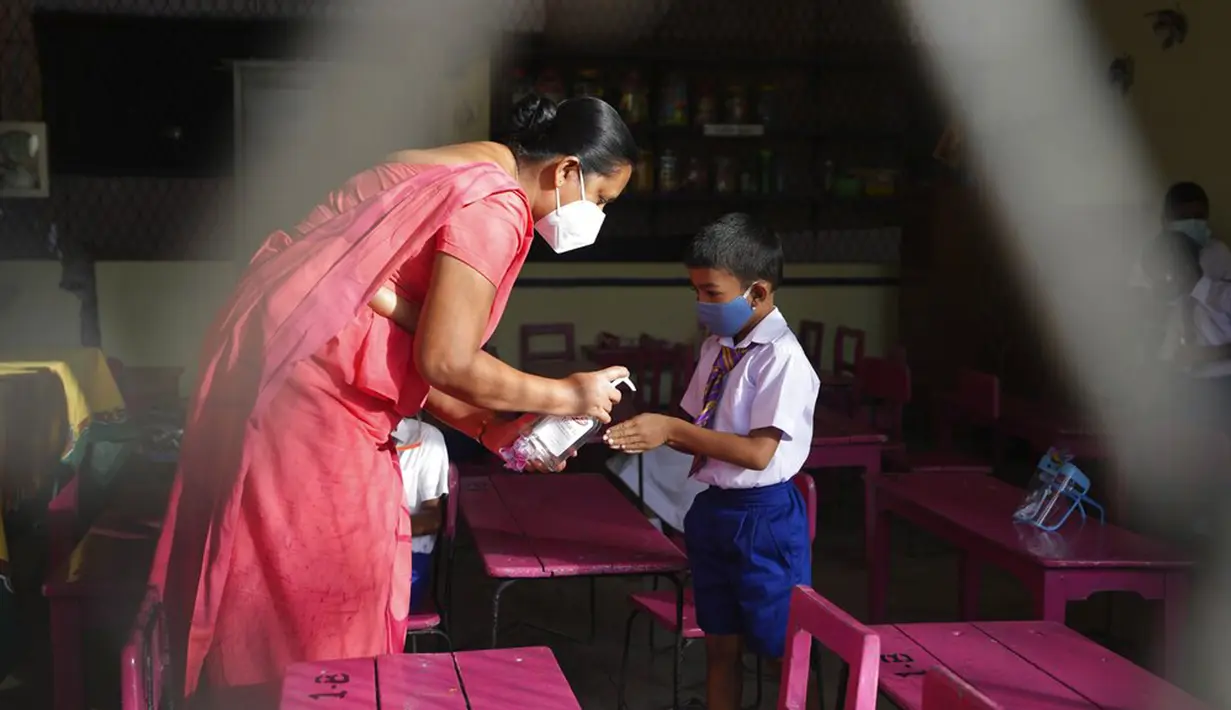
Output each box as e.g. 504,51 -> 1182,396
509,94 -> 558,135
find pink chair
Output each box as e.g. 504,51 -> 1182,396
799,320 -> 826,371
519,323 -> 576,366
778,586 -> 880,710
120,586 -> 168,710
617,473 -> 819,710
922,666 -> 1001,709
405,463 -> 459,653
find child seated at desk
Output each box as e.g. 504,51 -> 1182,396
605,213 -> 819,710
391,417 -> 450,613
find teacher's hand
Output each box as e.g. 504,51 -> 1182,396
565,366 -> 630,424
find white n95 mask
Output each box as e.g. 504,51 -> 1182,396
534,167 -> 606,254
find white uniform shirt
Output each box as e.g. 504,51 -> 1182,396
392,418 -> 450,554
680,307 -> 820,489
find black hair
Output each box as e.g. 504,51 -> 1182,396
1164,181 -> 1209,220
685,213 -> 784,289
504,94 -> 638,176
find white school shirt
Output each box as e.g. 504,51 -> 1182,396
392,418 -> 450,554
680,307 -> 820,489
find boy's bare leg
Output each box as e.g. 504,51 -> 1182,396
705,634 -> 744,710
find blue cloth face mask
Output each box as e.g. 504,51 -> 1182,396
696,287 -> 755,338
1169,218 -> 1213,248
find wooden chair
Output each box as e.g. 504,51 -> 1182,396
922,666 -> 1001,709
781,587 -> 880,710
120,586 -> 169,710
799,320 -> 826,372
519,323 -> 576,366
405,463 -> 457,653
617,473 -> 819,710
833,326 -> 866,379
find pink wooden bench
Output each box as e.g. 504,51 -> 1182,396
875,621 -> 1209,709
279,646 -> 580,709
460,473 -> 688,647
868,472 -> 1193,668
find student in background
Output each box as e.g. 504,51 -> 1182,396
605,214 -> 819,710
391,418 -> 450,613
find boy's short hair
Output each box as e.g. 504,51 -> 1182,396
685,213 -> 784,288
1164,181 -> 1209,220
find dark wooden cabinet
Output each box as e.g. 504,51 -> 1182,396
899,180 -> 1074,408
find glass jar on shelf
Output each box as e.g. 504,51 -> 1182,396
618,71 -> 648,126
725,82 -> 748,124
634,149 -> 655,193
658,150 -> 680,193
694,79 -> 718,126
659,73 -> 689,126
573,69 -> 604,99
757,83 -> 776,126
713,156 -> 736,194
684,157 -> 709,193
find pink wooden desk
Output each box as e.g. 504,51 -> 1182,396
279,647 -> 580,710
869,472 -> 1192,665
806,407 -> 887,568
874,621 -> 1208,709
460,473 -> 689,647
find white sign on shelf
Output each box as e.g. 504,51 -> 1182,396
701,124 -> 766,138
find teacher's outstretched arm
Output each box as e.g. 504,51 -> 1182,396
414,252 -> 626,422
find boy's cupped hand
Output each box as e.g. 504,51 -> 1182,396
604,413 -> 673,454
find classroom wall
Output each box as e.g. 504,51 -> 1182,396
1085,0 -> 1231,232
85,260 -> 896,396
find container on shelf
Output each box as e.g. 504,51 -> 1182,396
634,149 -> 655,193
714,156 -> 736,194
694,79 -> 718,126
684,157 -> 709,192
535,69 -> 566,104
573,68 -> 604,99
659,73 -> 689,126
658,150 -> 679,192
757,83 -> 775,126
725,82 -> 748,124
758,150 -> 775,194
832,176 -> 863,199
739,167 -> 757,195
618,71 -> 648,125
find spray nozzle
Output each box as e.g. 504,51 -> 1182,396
610,376 -> 637,393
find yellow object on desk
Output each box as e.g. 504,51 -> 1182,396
0,346 -> 126,460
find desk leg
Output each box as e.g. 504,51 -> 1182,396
957,554 -> 981,621
868,503 -> 891,623
1033,573 -> 1068,625
862,448 -> 882,574
490,579 -> 517,648
48,596 -> 83,710
1162,571 -> 1191,678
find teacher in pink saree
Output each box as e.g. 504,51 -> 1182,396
151,94 -> 637,706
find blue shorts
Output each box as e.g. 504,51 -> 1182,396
683,481 -> 811,659
409,552 -> 433,613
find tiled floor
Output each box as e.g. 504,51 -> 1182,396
0,462 -> 1181,709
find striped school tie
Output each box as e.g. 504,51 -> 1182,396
689,344 -> 757,476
